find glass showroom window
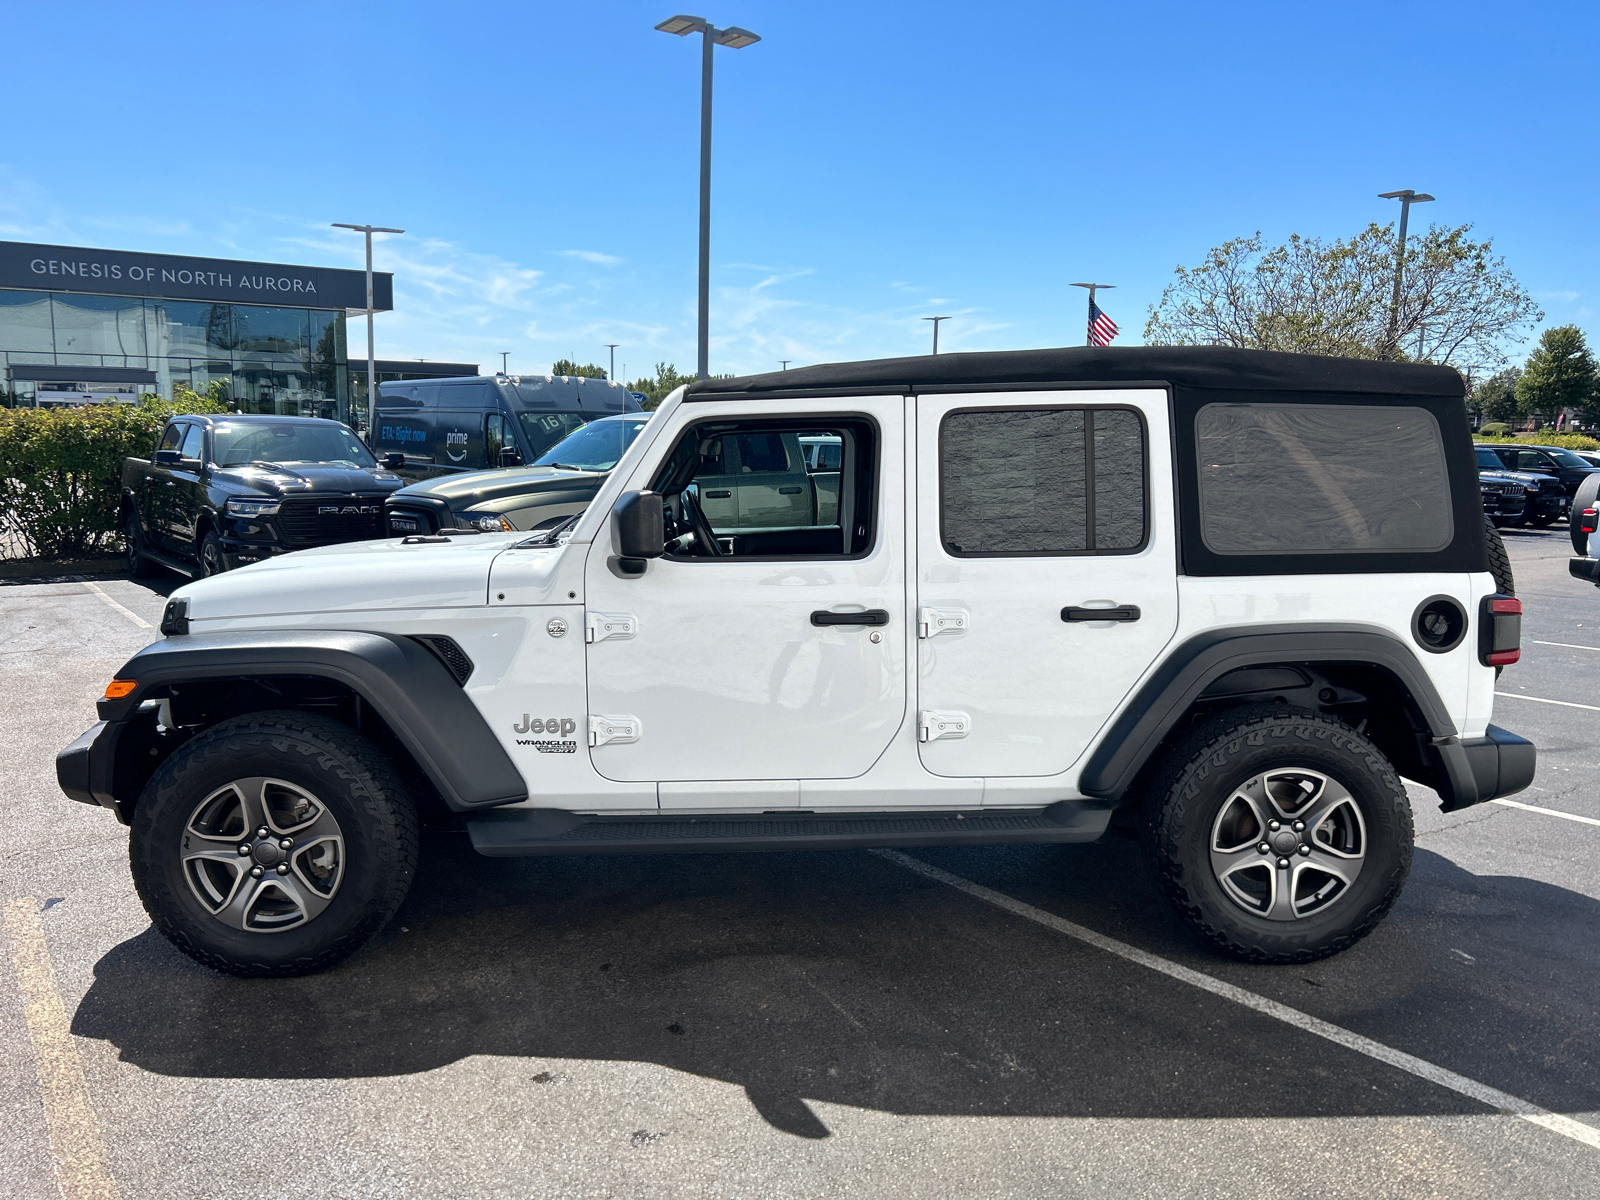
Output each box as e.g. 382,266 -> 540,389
50,293 -> 149,365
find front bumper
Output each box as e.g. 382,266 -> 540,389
56,721 -> 125,818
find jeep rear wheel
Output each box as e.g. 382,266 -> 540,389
1148,705 -> 1412,963
130,711 -> 418,977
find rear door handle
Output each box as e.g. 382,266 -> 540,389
778,486 -> 803,495
1062,605 -> 1141,622
703,489 -> 732,499
812,609 -> 890,626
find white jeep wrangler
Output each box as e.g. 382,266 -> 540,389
58,347 -> 1534,977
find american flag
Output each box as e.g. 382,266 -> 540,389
1088,300 -> 1119,347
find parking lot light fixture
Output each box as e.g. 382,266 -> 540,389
606,344 -> 620,381
656,14 -> 761,380
332,222 -> 404,440
923,316 -> 950,354
1377,190 -> 1435,360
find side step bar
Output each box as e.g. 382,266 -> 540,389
466,800 -> 1113,857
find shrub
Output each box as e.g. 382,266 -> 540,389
1478,422 -> 1511,436
0,386 -> 226,560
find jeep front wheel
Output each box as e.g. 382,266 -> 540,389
130,711 -> 418,977
1148,705 -> 1413,963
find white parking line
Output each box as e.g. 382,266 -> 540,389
1493,798 -> 1600,828
82,583 -> 152,630
1494,691 -> 1600,712
875,849 -> 1600,1153
1533,640 -> 1600,652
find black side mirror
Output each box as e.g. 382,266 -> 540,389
498,446 -> 523,468
612,490 -> 664,565
383,452 -> 405,470
153,449 -> 182,467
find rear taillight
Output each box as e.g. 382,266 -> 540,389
1480,594 -> 1522,666
1581,508 -> 1597,535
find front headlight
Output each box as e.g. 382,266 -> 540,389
225,498 -> 280,517
457,512 -> 515,533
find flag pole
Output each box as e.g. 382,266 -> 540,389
1070,282 -> 1115,346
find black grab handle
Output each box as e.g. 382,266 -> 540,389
812,609 -> 891,626
1061,605 -> 1141,622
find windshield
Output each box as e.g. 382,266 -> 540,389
515,412 -> 591,461
1546,448 -> 1590,468
534,417 -> 651,472
1475,448 -> 1503,468
212,422 -> 376,468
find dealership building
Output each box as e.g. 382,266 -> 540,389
0,240 -> 402,428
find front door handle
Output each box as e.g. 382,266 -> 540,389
812,609 -> 890,626
1062,605 -> 1141,622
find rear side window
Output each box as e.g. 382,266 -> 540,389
735,433 -> 792,474
1196,403 -> 1451,555
940,407 -> 1147,557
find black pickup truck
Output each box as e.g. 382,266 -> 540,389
121,414 -> 404,577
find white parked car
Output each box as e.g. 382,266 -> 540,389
58,347 -> 1533,977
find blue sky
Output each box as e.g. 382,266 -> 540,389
1,1 -> 1594,380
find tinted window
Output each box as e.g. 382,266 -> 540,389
213,422 -> 376,467
1196,403 -> 1451,555
1475,448 -> 1503,469
158,423 -> 185,452
735,433 -> 791,474
439,380 -> 494,409
1515,451 -> 1556,471
179,424 -> 204,461
515,412 -> 590,460
940,407 -> 1146,557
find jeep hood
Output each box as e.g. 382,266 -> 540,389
168,534 -> 547,623
392,465 -> 605,507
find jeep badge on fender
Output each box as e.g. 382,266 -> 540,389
57,346 -> 1533,978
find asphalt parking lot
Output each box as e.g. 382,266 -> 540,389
3,529 -> 1599,1199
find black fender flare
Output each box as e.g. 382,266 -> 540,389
1078,623 -> 1493,811
95,630 -> 527,812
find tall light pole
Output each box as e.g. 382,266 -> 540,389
1378,189 -> 1434,359
500,351 -> 509,375
606,343 -> 620,382
656,15 -> 761,380
1070,282 -> 1115,346
780,360 -> 790,370
923,316 -> 950,354
332,222 -> 404,440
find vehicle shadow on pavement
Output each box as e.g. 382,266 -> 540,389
72,835 -> 1600,1138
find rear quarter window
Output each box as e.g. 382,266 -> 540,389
1196,403 -> 1452,555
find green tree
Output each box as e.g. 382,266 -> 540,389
626,362 -> 694,410
1145,223 -> 1541,377
550,359 -> 608,379
1515,325 -> 1600,422
1471,367 -> 1521,424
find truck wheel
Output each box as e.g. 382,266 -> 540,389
1529,512 -> 1557,528
1483,514 -> 1514,596
129,711 -> 418,977
1147,705 -> 1413,963
198,531 -> 226,576
123,509 -> 158,579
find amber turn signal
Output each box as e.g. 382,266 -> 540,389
103,679 -> 137,700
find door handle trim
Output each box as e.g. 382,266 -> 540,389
1062,605 -> 1141,622
778,486 -> 803,495
811,609 -> 890,626
703,489 -> 732,499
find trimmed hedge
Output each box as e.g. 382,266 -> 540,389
0,387 -> 226,560
1473,431 -> 1600,451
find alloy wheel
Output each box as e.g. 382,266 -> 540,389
181,777 -> 346,933
1208,768 -> 1366,922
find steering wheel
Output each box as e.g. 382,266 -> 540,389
680,487 -> 725,557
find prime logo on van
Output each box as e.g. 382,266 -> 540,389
445,430 -> 468,462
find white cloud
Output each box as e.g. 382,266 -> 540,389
1536,290 -> 1581,303
561,249 -> 622,265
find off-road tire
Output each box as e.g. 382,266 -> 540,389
123,508 -> 158,579
1484,514 -> 1514,596
1147,704 -> 1413,964
130,710 -> 418,977
1570,472 -> 1600,555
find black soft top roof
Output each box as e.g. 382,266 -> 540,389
686,346 -> 1464,400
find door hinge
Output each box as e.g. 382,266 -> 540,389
586,612 -> 637,643
589,714 -> 641,747
919,710 -> 971,742
918,607 -> 970,639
